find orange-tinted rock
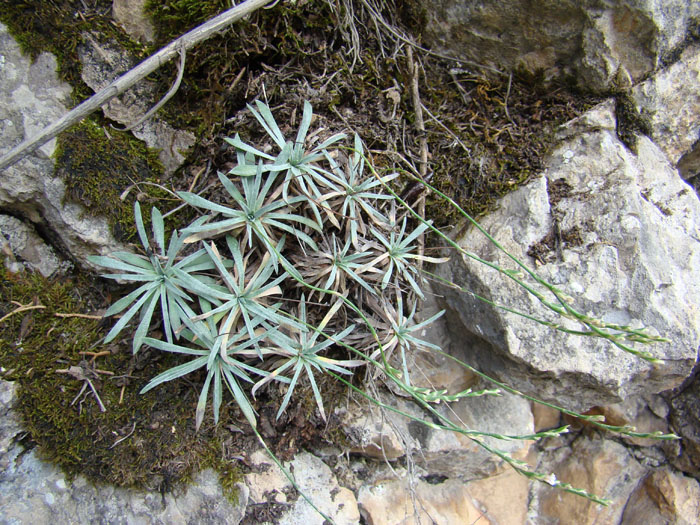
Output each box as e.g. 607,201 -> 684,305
621,470 -> 700,525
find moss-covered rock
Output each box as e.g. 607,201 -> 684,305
54,118 -> 167,243
0,265 -> 247,489
0,0 -> 149,105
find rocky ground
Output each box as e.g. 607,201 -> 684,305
1,1 -> 700,524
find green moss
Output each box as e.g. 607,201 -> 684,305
219,462 -> 245,504
143,0 -> 232,133
0,1 -> 185,241
145,0 -> 231,43
0,265 -> 254,489
53,117 -> 171,242
396,0 -> 429,38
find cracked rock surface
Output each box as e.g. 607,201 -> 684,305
437,100 -> 700,410
0,22 -> 123,270
422,0 -> 700,92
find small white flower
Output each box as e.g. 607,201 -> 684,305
544,473 -> 558,486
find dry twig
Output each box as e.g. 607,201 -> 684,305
109,421 -> 137,449
406,47 -> 428,270
54,312 -> 103,320
57,365 -> 108,412
0,301 -> 46,324
112,44 -> 187,133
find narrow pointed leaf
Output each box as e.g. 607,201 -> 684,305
140,356 -> 207,394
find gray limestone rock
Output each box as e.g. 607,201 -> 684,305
338,384 -> 534,482
243,449 -> 360,524
0,22 -> 124,270
276,452 -> 361,525
620,469 -> 700,525
667,373 -> 700,476
0,214 -> 69,277
421,1 -> 700,92
436,100 -> 700,410
631,44 -> 700,167
0,381 -> 22,474
77,35 -> 195,174
113,0 -> 156,44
